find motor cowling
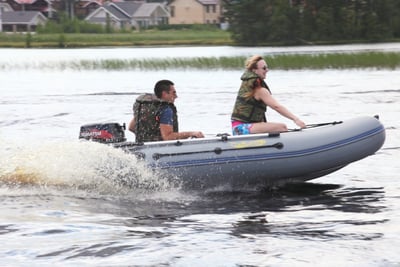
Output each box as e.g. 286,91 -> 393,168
79,123 -> 126,143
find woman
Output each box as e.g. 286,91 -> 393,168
231,55 -> 306,135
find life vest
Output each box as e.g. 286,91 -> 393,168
133,93 -> 178,143
231,70 -> 271,123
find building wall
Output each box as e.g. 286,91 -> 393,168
203,2 -> 220,24
169,0 -> 204,25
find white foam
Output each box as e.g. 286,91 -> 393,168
0,139 -> 180,195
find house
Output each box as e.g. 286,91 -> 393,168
168,0 -> 222,25
1,0 -> 105,20
1,0 -> 56,20
75,0 -> 102,20
85,2 -> 169,30
1,10 -> 47,32
0,2 -> 12,31
134,3 -> 169,28
0,1 -> 13,12
1,0 -> 51,13
85,2 -> 135,30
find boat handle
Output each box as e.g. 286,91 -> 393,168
152,142 -> 283,160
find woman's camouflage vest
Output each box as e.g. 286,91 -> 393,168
133,94 -> 178,143
231,70 -> 270,123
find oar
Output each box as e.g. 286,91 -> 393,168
288,120 -> 343,132
152,142 -> 284,160
306,120 -> 343,128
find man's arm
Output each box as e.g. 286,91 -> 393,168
160,124 -> 204,140
159,106 -> 204,140
128,117 -> 136,133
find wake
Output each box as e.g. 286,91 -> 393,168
0,139 -> 179,195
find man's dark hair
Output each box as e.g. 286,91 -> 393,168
154,80 -> 174,98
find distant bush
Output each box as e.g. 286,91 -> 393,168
36,13 -> 132,34
37,19 -> 106,34
25,32 -> 32,48
151,24 -> 220,31
36,20 -> 63,33
37,20 -> 106,34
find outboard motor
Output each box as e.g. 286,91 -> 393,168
79,123 -> 126,143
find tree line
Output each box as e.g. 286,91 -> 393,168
222,0 -> 400,45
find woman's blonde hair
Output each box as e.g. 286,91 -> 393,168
245,55 -> 263,71
243,55 -> 264,99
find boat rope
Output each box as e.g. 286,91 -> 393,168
152,142 -> 284,160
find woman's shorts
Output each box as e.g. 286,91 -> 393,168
232,122 -> 253,135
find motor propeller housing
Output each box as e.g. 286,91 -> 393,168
79,123 -> 126,143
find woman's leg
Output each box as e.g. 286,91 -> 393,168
250,122 -> 288,134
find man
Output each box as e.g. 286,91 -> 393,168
129,80 -> 204,142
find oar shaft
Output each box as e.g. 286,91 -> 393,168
287,120 -> 343,132
306,121 -> 343,128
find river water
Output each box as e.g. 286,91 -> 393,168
0,44 -> 399,266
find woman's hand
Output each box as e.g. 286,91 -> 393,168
190,131 -> 205,138
294,118 -> 306,129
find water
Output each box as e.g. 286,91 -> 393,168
1,45 -> 400,266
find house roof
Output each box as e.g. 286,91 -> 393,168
13,0 -> 37,4
112,2 -> 142,16
2,11 -> 47,24
197,0 -> 219,4
0,2 -> 13,12
82,0 -> 102,8
104,4 -> 131,20
85,2 -> 169,24
134,3 -> 168,17
170,0 -> 219,5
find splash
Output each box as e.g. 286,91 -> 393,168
0,139 -> 180,195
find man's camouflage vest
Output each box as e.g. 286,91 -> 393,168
231,70 -> 271,123
133,94 -> 178,143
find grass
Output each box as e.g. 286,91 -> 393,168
271,52 -> 400,70
1,28 -> 399,70
0,30 -> 233,48
100,52 -> 400,70
2,52 -> 399,70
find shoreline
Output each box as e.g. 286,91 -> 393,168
1,52 -> 399,70
1,31 -> 399,49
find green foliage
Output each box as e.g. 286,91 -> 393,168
6,52 -> 398,70
37,13 -> 108,34
151,24 -> 220,31
0,29 -> 232,48
25,32 -> 32,48
58,34 -> 66,48
224,0 -> 400,45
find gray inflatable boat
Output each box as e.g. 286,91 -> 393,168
80,116 -> 386,189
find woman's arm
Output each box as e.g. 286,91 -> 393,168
254,87 -> 306,128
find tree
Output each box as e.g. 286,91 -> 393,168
223,0 -> 400,45
223,0 -> 272,44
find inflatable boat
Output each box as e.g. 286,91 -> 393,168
79,116 -> 385,189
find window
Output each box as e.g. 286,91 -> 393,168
206,5 -> 216,13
